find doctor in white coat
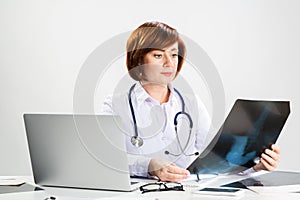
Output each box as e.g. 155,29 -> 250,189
101,21 -> 280,182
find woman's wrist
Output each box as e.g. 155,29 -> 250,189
253,164 -> 261,172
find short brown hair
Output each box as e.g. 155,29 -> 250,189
126,21 -> 186,81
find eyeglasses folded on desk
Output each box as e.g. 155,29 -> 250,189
139,182 -> 184,194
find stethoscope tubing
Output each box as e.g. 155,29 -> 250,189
128,83 -> 197,156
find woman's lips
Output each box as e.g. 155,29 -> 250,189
161,72 -> 173,77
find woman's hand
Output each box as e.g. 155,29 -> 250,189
148,158 -> 190,182
253,144 -> 280,171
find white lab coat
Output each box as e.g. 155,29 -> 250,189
100,82 -> 211,177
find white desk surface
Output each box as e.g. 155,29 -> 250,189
1,175 -> 300,200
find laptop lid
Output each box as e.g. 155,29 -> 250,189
24,114 -> 137,191
187,99 -> 290,175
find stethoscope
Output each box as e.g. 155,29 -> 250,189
128,83 -> 199,157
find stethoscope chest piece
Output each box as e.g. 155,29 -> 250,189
131,135 -> 144,147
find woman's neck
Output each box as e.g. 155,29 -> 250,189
140,82 -> 170,105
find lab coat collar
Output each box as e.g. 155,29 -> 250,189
134,82 -> 178,107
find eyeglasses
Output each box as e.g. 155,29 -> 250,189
139,182 -> 184,194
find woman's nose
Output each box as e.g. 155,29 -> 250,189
163,55 -> 173,67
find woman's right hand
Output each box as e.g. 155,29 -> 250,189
148,158 -> 190,182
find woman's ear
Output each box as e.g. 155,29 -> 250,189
138,56 -> 144,66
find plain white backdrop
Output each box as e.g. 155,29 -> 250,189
0,0 -> 299,175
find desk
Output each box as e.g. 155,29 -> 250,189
1,175 -> 300,200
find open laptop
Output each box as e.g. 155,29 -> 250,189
187,99 -> 290,175
24,114 -> 143,192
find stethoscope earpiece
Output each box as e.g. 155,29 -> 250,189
164,150 -> 199,156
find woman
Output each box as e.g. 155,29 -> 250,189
101,21 -> 280,182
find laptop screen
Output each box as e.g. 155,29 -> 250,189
187,99 -> 290,175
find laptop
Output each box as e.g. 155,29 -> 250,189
187,99 -> 290,175
24,114 -> 143,192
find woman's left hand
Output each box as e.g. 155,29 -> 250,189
253,144 -> 280,171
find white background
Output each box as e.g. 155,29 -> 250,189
0,0 -> 299,175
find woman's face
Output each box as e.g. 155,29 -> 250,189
140,42 -> 179,86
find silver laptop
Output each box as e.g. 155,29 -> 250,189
24,114 -> 142,192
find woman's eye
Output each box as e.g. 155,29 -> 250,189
154,54 -> 162,58
172,53 -> 178,57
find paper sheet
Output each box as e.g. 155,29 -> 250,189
0,179 -> 25,186
45,196 -> 158,200
248,185 -> 300,194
